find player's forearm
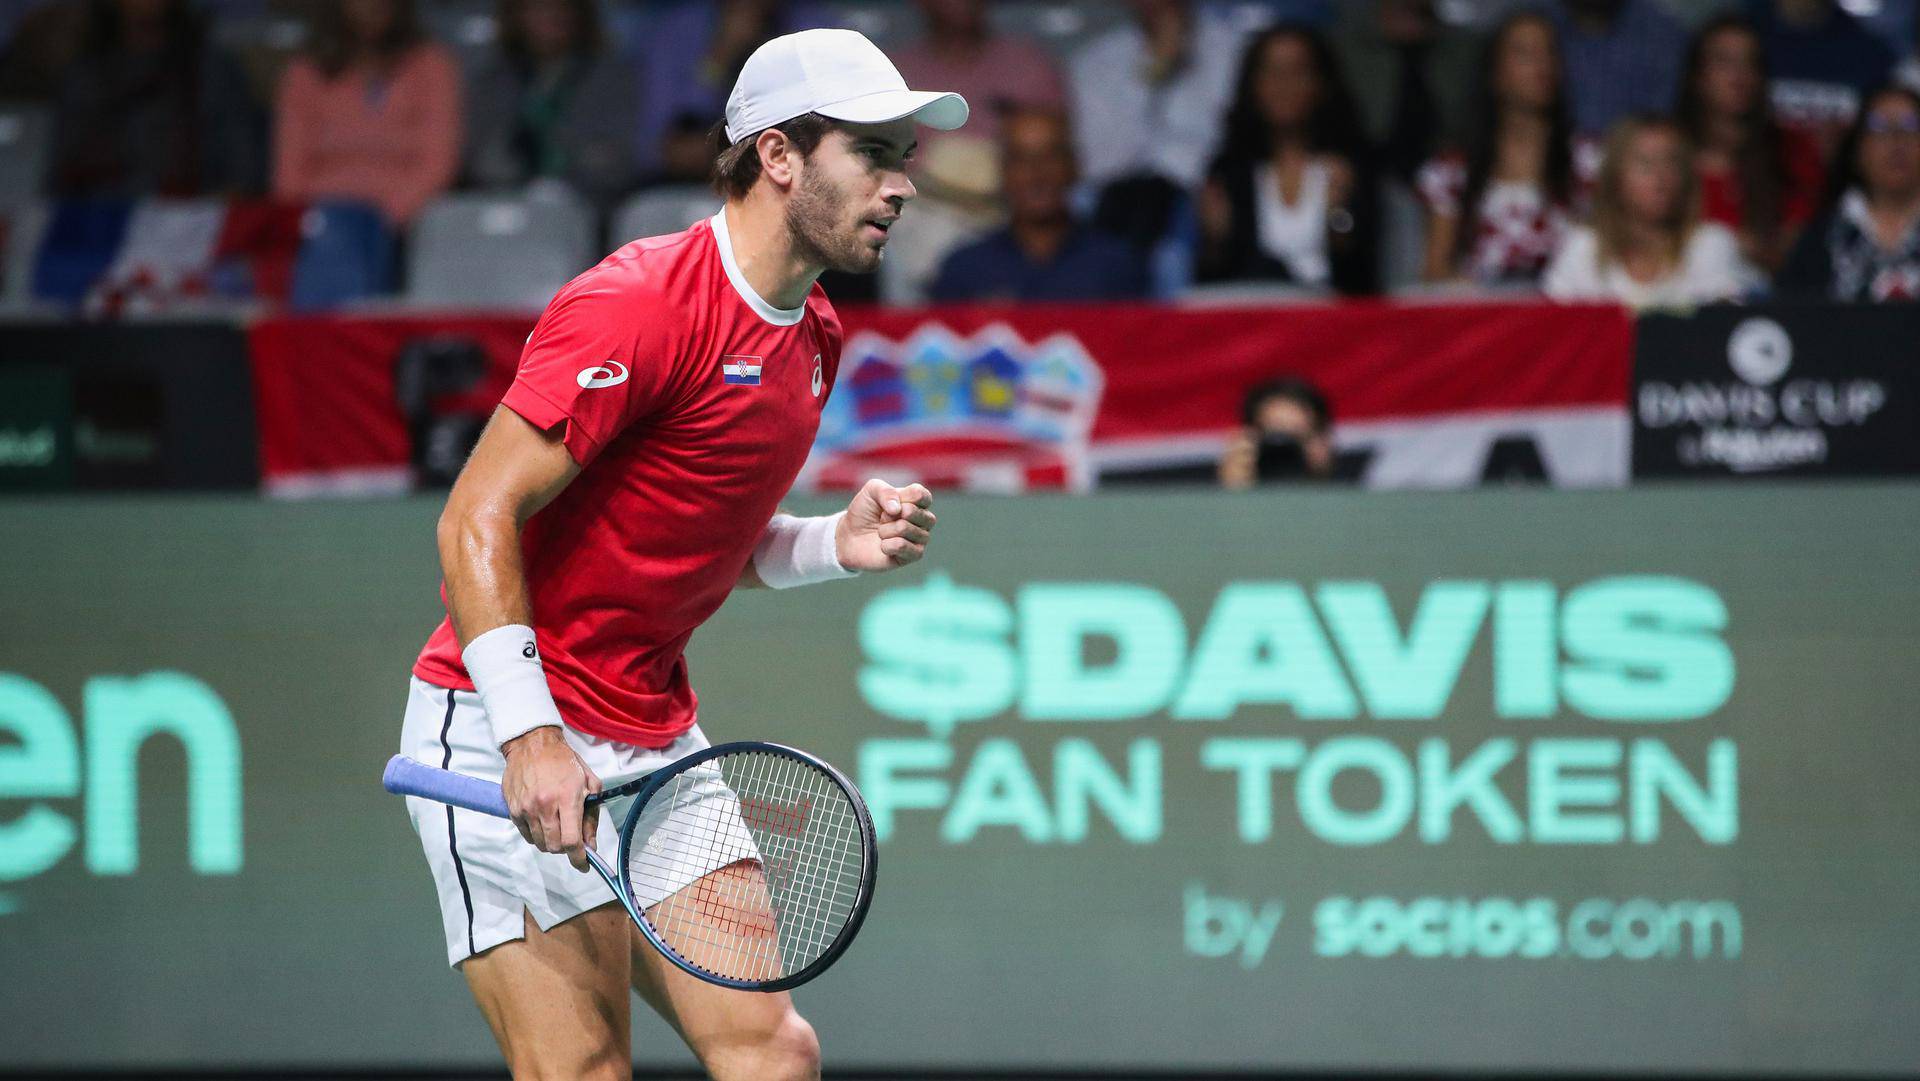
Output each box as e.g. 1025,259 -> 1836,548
437,502 -> 536,649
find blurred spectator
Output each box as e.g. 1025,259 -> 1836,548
0,0 -> 85,101
1218,376 -> 1335,488
1328,0 -> 1478,183
636,0 -> 819,182
1418,10 -> 1591,287
1551,0 -> 1686,137
464,0 -> 636,207
877,137 -> 1003,304
891,0 -> 1065,153
1752,0 -> 1896,156
1676,14 -> 1825,273
1544,114 -> 1753,307
929,108 -> 1148,302
273,0 -> 461,225
1197,24 -> 1378,295
51,0 -> 265,197
1779,84 -> 1920,301
1066,0 -> 1246,191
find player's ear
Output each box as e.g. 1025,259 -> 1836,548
757,128 -> 798,190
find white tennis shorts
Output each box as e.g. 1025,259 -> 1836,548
399,674 -> 733,967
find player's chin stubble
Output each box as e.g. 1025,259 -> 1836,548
786,169 -> 883,275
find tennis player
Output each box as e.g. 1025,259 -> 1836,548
397,29 -> 965,1080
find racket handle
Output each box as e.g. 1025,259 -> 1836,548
383,755 -> 512,819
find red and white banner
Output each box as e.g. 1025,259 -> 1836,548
248,300 -> 1634,496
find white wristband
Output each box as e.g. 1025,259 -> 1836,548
462,624 -> 567,748
752,512 -> 856,589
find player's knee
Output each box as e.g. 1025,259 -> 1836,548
706,1010 -> 819,1081
770,1013 -> 822,1081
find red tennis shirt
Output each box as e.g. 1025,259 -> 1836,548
413,211 -> 843,747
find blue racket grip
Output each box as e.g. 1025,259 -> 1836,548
383,755 -> 512,819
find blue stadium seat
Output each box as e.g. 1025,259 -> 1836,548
290,201 -> 395,311
30,199 -> 133,306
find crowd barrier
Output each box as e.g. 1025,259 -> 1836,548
2,300 -> 1914,493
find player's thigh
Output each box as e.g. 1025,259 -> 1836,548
630,863 -> 820,1081
462,904 -> 634,1081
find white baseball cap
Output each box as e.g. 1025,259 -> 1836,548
724,28 -> 970,145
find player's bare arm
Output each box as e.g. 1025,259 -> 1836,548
736,479 -> 937,588
437,405 -> 602,871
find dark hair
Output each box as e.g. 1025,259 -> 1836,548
708,113 -> 839,199
1214,23 -> 1367,169
1241,377 -> 1331,433
80,0 -> 202,58
309,0 -> 427,79
496,0 -> 603,71
1824,82 -> 1920,208
1454,9 -> 1576,267
1675,14 -> 1788,249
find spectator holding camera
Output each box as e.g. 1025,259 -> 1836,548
1544,114 -> 1754,308
1678,14 -> 1825,272
1218,377 -> 1337,488
1418,10 -> 1590,287
464,0 -> 637,207
1779,84 -> 1920,302
1197,24 -> 1378,295
273,0 -> 462,225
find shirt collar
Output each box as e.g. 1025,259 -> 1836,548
709,208 -> 806,327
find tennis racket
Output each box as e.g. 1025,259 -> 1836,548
382,741 -> 876,992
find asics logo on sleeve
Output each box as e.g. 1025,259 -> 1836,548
577,361 -> 630,389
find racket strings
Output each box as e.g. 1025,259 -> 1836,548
625,751 -> 866,985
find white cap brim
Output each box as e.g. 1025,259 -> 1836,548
815,88 -> 970,132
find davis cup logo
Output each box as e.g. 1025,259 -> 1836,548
800,323 -> 1104,493
1727,318 -> 1791,386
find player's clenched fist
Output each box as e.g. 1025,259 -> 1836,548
500,727 -> 602,871
835,479 -> 936,571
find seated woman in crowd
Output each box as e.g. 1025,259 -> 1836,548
1779,84 -> 1920,302
464,0 -> 636,207
1418,10 -> 1590,288
1197,24 -> 1378,295
53,0 -> 263,197
1676,14 -> 1825,273
1544,114 -> 1753,308
273,0 -> 462,225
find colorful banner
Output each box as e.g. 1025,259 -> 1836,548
249,301 -> 1635,496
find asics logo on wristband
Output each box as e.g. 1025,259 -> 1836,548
577,360 -> 630,389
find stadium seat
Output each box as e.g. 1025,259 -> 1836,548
988,1 -> 1134,55
28,199 -> 134,307
0,104 -> 52,210
0,201 -> 50,310
420,0 -> 498,75
1378,179 -> 1427,293
289,201 -> 396,311
408,192 -> 595,309
611,185 -> 720,247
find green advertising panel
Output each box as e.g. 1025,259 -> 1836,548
0,487 -> 1915,1074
